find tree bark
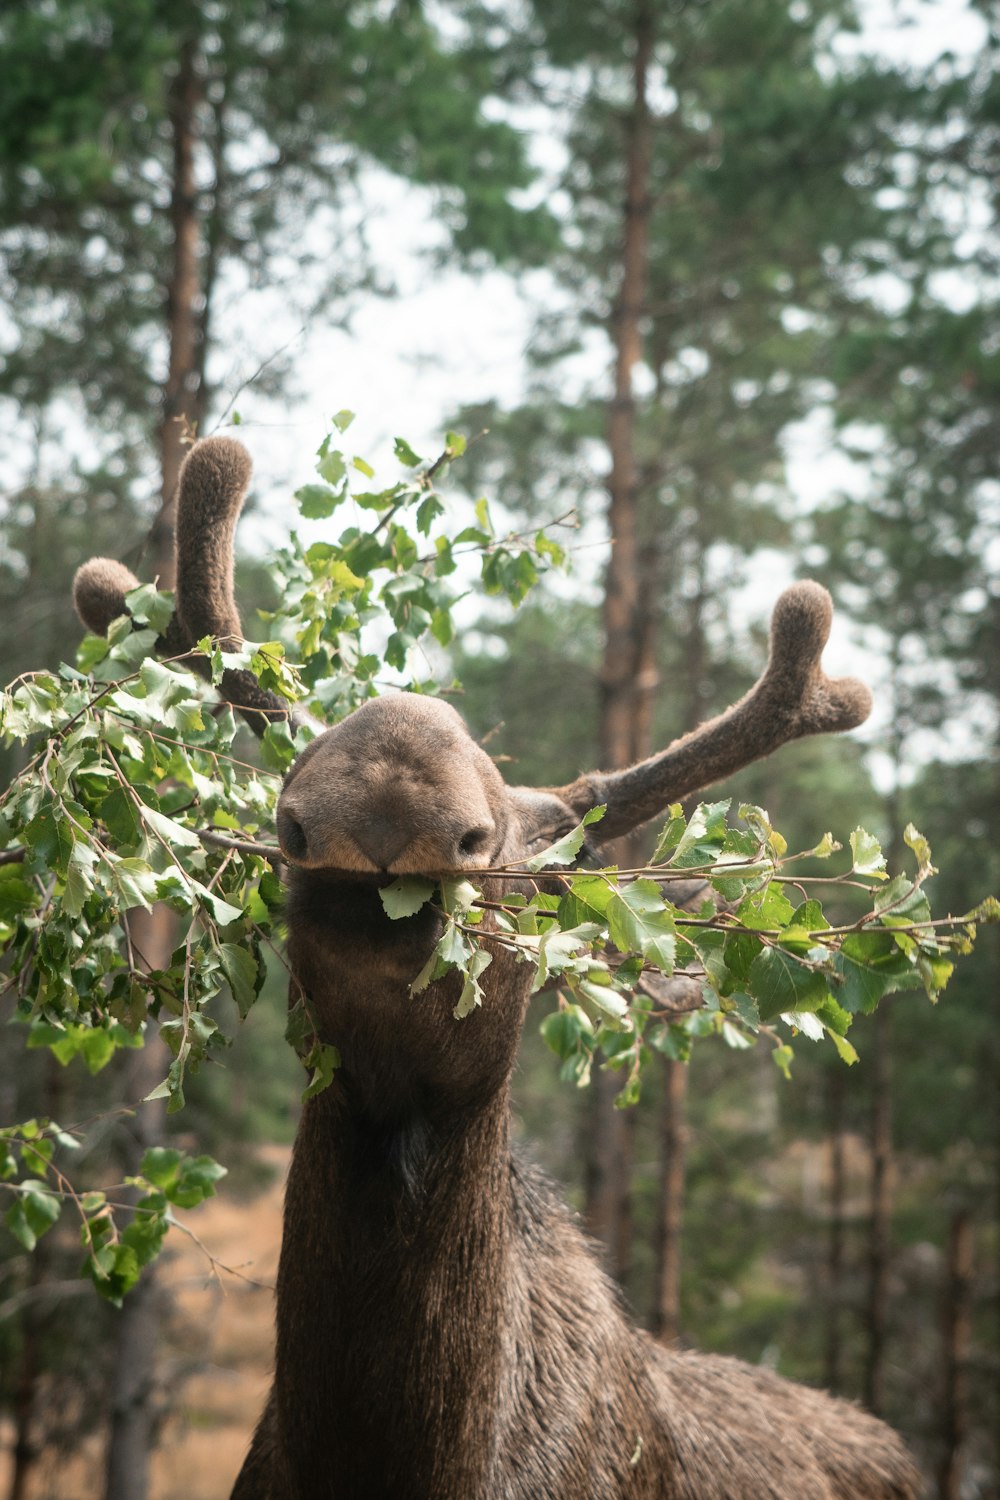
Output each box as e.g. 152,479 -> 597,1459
149,29 -> 204,575
864,655 -> 906,1418
104,35 -> 204,1491
103,912 -> 173,1500
651,1055 -> 688,1343
824,1062 -> 846,1394
863,997 -> 892,1415
585,0 -> 655,1275
938,1210 -> 972,1500
6,1059 -> 64,1500
649,554 -> 705,1341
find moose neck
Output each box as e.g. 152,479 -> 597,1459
276,1072 -> 514,1499
274,868 -> 526,1497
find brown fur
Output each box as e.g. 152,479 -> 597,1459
76,439 -> 918,1500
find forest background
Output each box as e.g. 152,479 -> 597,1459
0,0 -> 997,1497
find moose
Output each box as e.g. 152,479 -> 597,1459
74,437 -> 918,1499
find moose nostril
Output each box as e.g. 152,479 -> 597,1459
278,810 -> 309,862
458,827 -> 491,859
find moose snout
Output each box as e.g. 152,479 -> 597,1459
276,805 -> 310,863
276,792 -> 496,874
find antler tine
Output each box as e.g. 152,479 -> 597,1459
173,436 -> 320,738
72,560 -> 192,658
555,581 -> 872,841
73,558 -> 142,638
74,438 -> 317,739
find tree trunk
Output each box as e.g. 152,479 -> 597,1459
864,657 -> 906,1418
149,29 -> 204,573
938,1210 -> 972,1500
651,1056 -> 687,1343
103,912 -> 173,1500
104,35 -> 203,1492
585,0 -> 655,1274
824,1062 -> 846,1394
863,997 -> 892,1415
7,1059 -> 64,1500
649,557 -> 705,1341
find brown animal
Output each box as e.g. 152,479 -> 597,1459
74,437 -> 918,1500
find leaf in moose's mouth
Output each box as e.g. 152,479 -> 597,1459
379,876 -> 436,919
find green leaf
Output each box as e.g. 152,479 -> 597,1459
302,1042 -> 341,1101
296,483 -> 342,519
572,975 -> 631,1030
524,806 -> 605,872
531,922 -> 602,992
394,437 -> 423,468
62,842 -> 97,918
191,883 -> 244,927
850,827 -> 888,880
332,409 -> 355,433
218,943 -> 261,1018
89,1242 -> 141,1304
124,583 -> 175,635
747,947 -> 831,1021
80,1028 -> 119,1074
873,875 -> 931,925
379,877 -> 436,919
606,880 -> 676,971
651,805 -> 686,863
805,831 -> 841,860
99,787 -> 142,847
454,948 -> 492,1018
107,857 -> 158,912
790,898 -> 830,932
832,930 -> 917,1014
171,1154 -> 227,1208
781,1009 -> 825,1041
735,884 -> 796,932
721,1020 -> 754,1050
0,867 -> 39,922
903,823 -> 934,875
438,877 -> 480,919
540,1005 -> 593,1060
261,718 -> 297,772
670,800 -> 731,869
139,804 -> 202,849
317,450 -> 346,486
5,1182 -> 61,1251
140,1147 -> 182,1192
827,1029 -> 859,1065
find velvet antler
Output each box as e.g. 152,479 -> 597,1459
556,581 -> 871,841
73,437 -> 315,737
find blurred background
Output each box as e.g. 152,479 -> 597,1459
0,0 -> 997,1496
